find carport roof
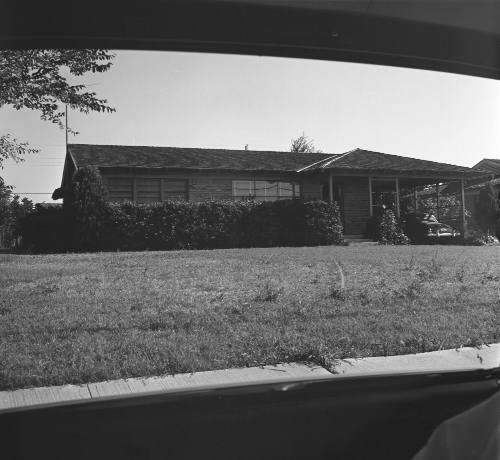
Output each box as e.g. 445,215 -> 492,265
298,148 -> 486,178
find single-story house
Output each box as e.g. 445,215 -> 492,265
56,144 -> 487,236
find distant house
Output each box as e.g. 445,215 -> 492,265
466,158 -> 500,234
472,158 -> 500,178
56,144 -> 486,236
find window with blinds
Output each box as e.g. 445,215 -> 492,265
107,177 -> 188,202
137,178 -> 161,203
232,180 -> 300,201
107,177 -> 133,202
163,179 -> 188,201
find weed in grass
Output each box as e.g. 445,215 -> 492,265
230,306 -> 242,315
356,290 -> 371,306
485,273 -> 500,282
328,287 -> 346,301
404,254 -> 416,271
455,263 -> 467,283
429,251 -> 443,278
254,281 -> 283,302
210,292 -> 225,303
290,300 -> 309,320
397,276 -> 424,300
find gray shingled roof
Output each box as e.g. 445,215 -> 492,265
67,144 -> 332,172
67,144 -> 485,177
298,148 -> 485,176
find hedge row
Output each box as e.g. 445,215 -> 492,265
18,199 -> 344,252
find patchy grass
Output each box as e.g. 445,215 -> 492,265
0,245 -> 499,390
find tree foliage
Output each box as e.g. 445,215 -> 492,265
0,49 -> 115,166
69,166 -> 110,251
0,177 -> 33,247
290,132 -> 323,154
0,134 -> 39,168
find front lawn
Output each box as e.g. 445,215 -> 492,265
0,245 -> 499,390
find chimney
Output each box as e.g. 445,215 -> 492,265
244,144 -> 248,151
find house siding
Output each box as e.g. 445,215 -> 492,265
301,176 -> 322,200
339,177 -> 370,235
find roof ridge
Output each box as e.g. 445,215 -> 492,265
296,153 -> 340,172
296,148 -> 359,172
67,143 -> 334,156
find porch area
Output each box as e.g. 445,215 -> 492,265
323,175 -> 469,238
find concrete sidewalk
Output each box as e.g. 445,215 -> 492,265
1,344 -> 498,411
0,362 -> 331,411
334,343 -> 500,375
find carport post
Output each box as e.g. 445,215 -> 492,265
329,173 -> 333,203
461,178 -> 467,236
436,181 -> 440,221
395,178 -> 400,217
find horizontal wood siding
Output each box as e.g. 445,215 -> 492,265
341,177 -> 370,235
301,176 -> 322,200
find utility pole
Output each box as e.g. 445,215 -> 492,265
65,105 -> 68,151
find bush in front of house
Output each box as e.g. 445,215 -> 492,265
67,166 -> 110,252
378,210 -> 410,245
367,208 -> 409,245
100,199 -> 343,252
16,204 -> 72,253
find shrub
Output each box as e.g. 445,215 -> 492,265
369,209 -> 409,245
68,166 -> 110,251
463,229 -> 500,246
17,205 -> 72,253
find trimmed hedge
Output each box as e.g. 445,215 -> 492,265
18,199 -> 343,252
105,199 -> 343,251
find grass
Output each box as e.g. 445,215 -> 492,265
0,245 -> 499,390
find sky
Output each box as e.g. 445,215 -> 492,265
2,49 -> 500,202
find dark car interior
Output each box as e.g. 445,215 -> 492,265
1,1 -> 500,459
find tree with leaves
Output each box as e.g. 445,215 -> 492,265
0,49 -> 115,167
0,177 -> 33,247
68,166 -> 110,251
290,132 -> 323,154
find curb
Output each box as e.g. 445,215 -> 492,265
334,343 -> 500,375
1,344 -> 498,412
0,362 -> 330,411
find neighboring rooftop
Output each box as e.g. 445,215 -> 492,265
472,158 -> 500,175
67,144 -> 334,172
465,177 -> 500,191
